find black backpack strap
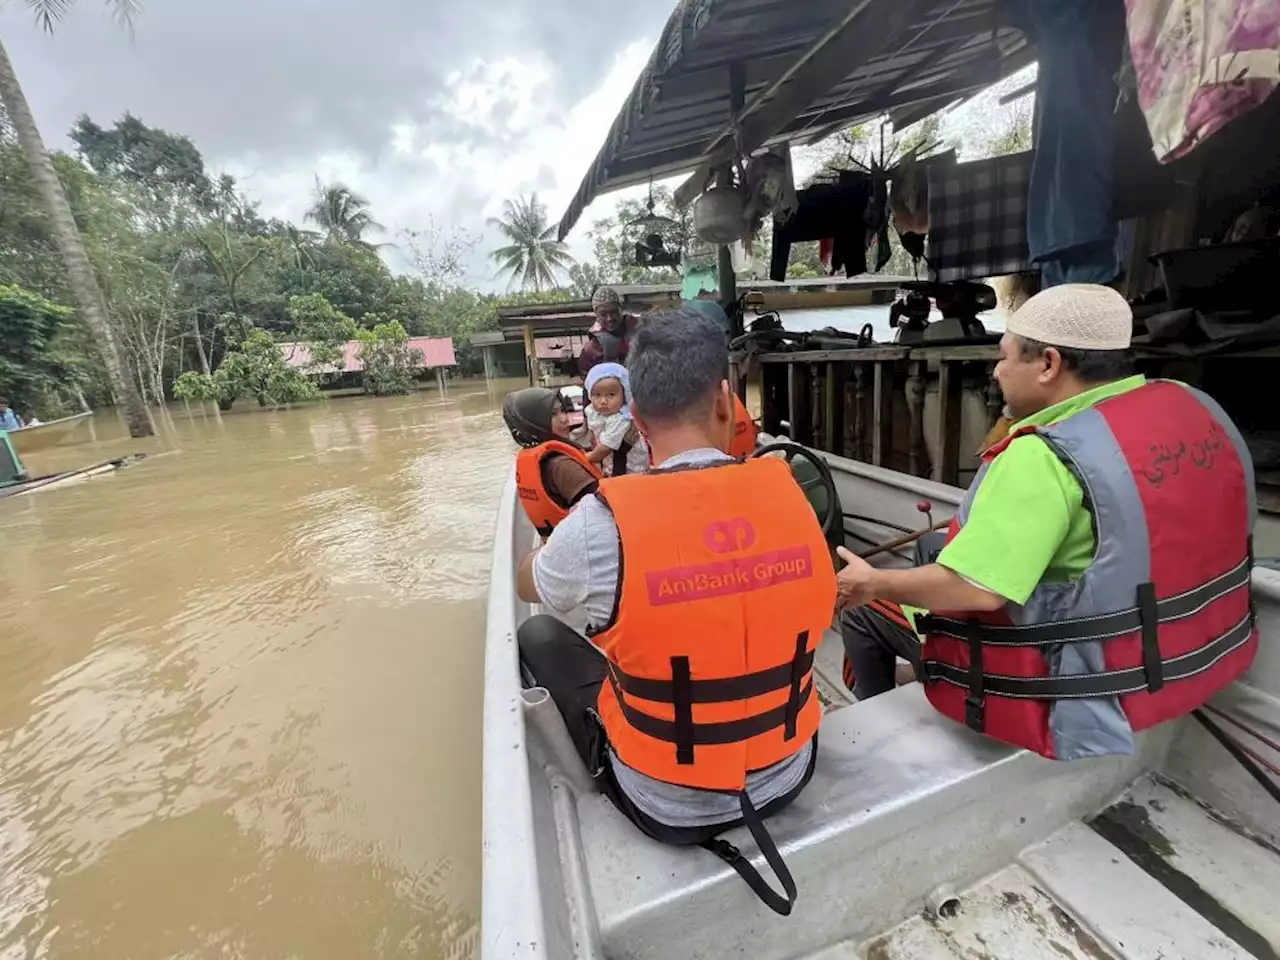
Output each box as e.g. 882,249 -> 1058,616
700,791 -> 798,916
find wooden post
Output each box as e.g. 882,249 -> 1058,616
522,323 -> 536,386
809,363 -> 823,445
721,60 -> 745,340
852,363 -> 868,461
935,359 -> 963,486
761,363 -> 784,435
872,361 -> 894,468
906,359 -> 927,478
824,362 -> 845,455
788,363 -> 814,445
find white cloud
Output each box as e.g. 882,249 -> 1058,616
222,40 -> 653,290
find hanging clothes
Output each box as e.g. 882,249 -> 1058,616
926,152 -> 1035,283
1014,0 -> 1127,287
770,172 -> 871,281
1126,0 -> 1280,164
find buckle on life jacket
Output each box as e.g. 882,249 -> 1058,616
965,694 -> 986,732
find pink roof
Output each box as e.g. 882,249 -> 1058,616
279,336 -> 455,373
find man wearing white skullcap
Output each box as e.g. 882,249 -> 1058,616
578,286 -> 640,377
833,285 -> 1256,762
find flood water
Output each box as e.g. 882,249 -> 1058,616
0,379 -> 527,959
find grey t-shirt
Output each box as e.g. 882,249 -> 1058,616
533,447 -> 814,828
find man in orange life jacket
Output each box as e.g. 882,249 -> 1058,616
516,307 -> 836,915
503,387 -> 601,539
836,284 -> 1256,761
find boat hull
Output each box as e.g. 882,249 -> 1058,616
9,412 -> 94,455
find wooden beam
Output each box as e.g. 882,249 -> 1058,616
906,359 -> 927,477
935,360 -> 963,486
522,323 -> 537,387
761,363 -> 785,435
758,347 -> 910,364
872,360 -> 895,468
674,0 -> 934,207
787,363 -> 814,445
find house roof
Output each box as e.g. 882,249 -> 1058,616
556,0 -> 1033,240
279,336 -> 456,373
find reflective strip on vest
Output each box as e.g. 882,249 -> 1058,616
919,382 -> 1257,760
592,457 -> 836,791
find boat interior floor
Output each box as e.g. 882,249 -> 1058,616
533,645 -> 1280,960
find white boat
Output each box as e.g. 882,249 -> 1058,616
483,443 -> 1280,960
9,411 -> 94,456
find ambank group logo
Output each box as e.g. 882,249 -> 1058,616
703,518 -> 755,553
646,517 -> 812,606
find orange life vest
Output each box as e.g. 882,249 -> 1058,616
514,441 -> 601,537
592,457 -> 835,791
729,395 -> 758,459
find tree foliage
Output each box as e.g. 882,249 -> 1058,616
307,179 -> 384,246
0,283 -> 74,415
488,194 -> 575,292
356,320 -> 421,396
173,329 -> 317,410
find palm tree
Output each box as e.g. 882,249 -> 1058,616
0,1 -> 152,437
488,194 -> 575,293
306,178 -> 383,245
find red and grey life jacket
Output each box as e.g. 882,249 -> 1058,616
916,381 -> 1257,760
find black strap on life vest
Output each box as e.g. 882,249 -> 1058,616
607,644 -> 816,704
1136,581 -> 1164,693
965,631 -> 985,732
783,631 -> 808,741
916,557 -> 1251,647
921,612 -> 1254,701
606,669 -> 816,750
701,792 -> 798,916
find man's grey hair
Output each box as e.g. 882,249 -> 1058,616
628,307 -> 728,423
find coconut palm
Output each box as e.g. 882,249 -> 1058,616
306,178 -> 384,246
0,0 -> 152,437
488,194 -> 575,293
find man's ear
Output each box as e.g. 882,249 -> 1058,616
1038,347 -> 1065,385
631,401 -> 650,439
715,380 -> 734,421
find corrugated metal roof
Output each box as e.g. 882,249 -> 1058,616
279,337 -> 456,373
556,0 -> 1034,239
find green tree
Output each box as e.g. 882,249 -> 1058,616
174,328 -> 317,411
0,0 -> 153,437
0,283 -> 73,416
488,194 -> 575,292
307,179 -> 383,246
356,320 -> 422,396
285,293 -> 357,375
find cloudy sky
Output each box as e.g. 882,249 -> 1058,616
1,2 -> 1036,289
0,0 -> 674,284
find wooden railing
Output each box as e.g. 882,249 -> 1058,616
755,343 -> 1004,486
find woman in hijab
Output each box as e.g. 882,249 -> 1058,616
502,387 -> 601,534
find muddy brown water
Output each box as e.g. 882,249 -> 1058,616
0,380 -> 529,959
